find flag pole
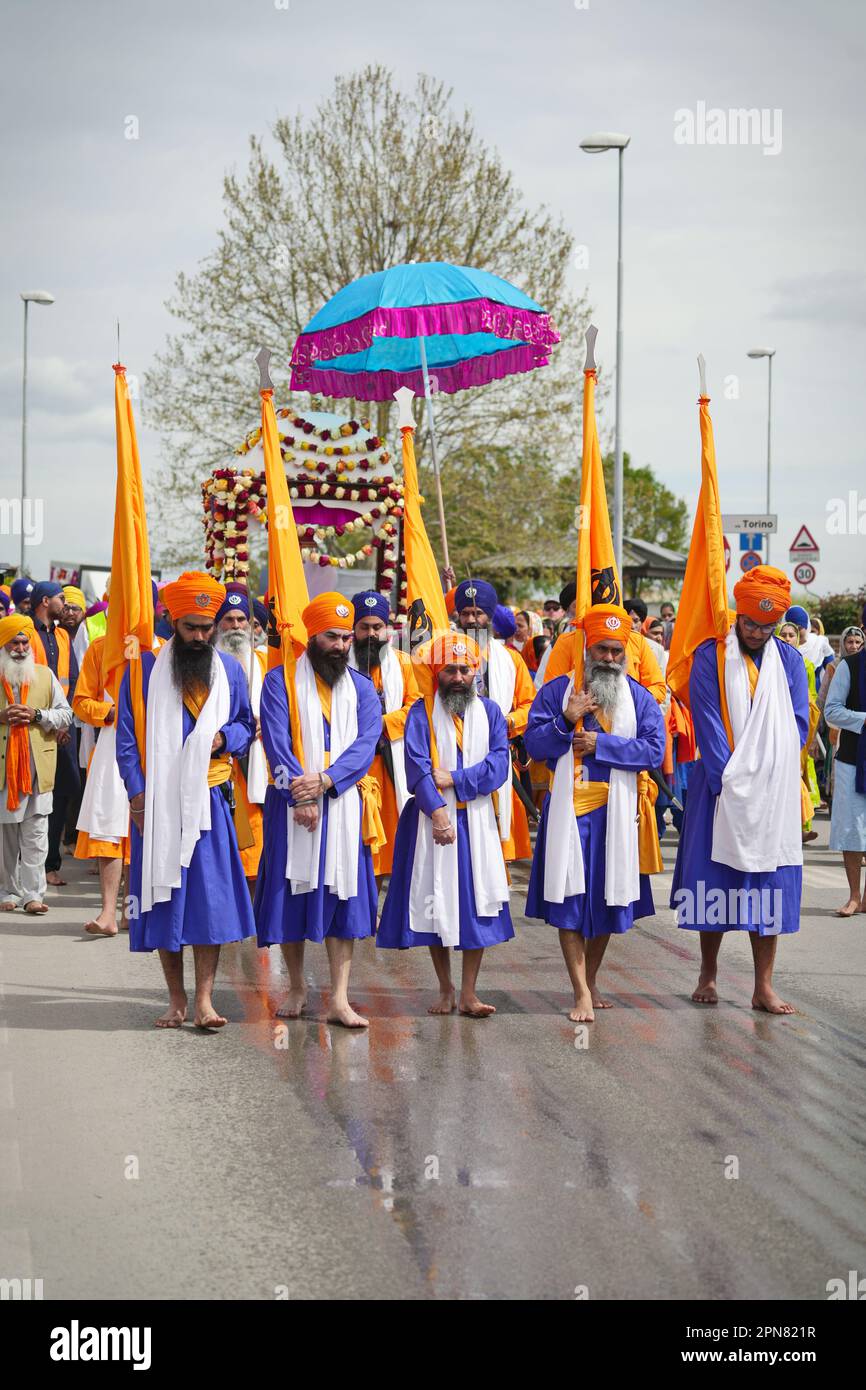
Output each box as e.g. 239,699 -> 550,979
417,335 -> 451,571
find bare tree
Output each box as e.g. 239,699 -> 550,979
145,65 -> 592,565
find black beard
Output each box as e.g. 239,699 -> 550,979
440,684 -> 476,717
308,640 -> 349,688
353,636 -> 384,671
171,637 -> 215,697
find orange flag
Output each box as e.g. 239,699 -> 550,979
395,387 -> 449,645
666,388 -> 730,707
104,364 -> 154,764
259,361 -> 308,755
545,337 -> 622,686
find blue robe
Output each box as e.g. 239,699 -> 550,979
377,696 -> 515,950
254,666 -> 381,944
670,636 -> 809,935
524,675 -> 666,936
116,649 -> 257,953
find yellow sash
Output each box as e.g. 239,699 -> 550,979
182,682 -> 254,850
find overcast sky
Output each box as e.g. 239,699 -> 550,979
1,0 -> 864,595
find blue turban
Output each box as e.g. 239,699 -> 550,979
0,592 -> 9,613
253,599 -> 269,631
352,590 -> 390,625
492,604 -> 516,639
11,578 -> 34,605
785,605 -> 810,629
30,580 -> 63,610
151,579 -> 159,608
215,588 -> 250,623
455,578 -> 498,618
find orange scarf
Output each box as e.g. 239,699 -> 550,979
3,679 -> 33,810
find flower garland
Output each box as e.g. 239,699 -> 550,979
204,408 -> 409,608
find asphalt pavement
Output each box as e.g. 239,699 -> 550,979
1,812 -> 864,1301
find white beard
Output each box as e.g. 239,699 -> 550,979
216,631 -> 252,666
586,660 -> 625,715
0,650 -> 36,690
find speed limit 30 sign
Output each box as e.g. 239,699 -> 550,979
794,561 -> 816,586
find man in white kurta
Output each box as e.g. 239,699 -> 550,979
0,616 -> 72,915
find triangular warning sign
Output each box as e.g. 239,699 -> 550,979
790,524 -> 818,553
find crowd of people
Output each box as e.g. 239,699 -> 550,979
0,562 -> 863,1029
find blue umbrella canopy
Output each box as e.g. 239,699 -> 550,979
290,261 -> 560,400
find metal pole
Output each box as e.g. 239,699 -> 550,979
613,145 -> 625,578
20,299 -> 29,575
765,354 -> 773,568
417,335 -> 451,571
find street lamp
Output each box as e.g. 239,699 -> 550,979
20,290 -> 55,574
580,132 -> 630,582
747,347 -> 775,566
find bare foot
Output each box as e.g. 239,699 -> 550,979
46,871 -> 66,886
327,1001 -> 370,1029
568,991 -> 595,1023
194,1005 -> 228,1029
155,997 -> 187,1029
458,993 -> 496,1018
692,977 -> 718,1005
836,898 -> 860,918
275,986 -> 308,1019
0,900 -> 17,912
24,900 -> 48,915
84,919 -> 118,937
752,987 -> 795,1015
588,984 -> 613,1009
428,986 -> 456,1015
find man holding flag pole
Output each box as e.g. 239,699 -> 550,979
523,329 -> 666,1020
668,359 -> 809,1014
252,350 -> 383,1029
110,364 -> 257,1028
377,388 -> 514,1017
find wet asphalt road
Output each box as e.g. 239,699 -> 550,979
1,813 -> 864,1301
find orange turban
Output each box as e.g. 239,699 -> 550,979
303,592 -> 354,637
0,614 -> 35,648
413,631 -> 481,678
733,565 -> 791,624
581,604 -> 631,648
443,585 -> 457,616
162,571 -> 226,622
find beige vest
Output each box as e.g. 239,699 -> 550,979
0,666 -> 58,795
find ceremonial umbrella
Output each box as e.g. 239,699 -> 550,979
289,262 -> 560,566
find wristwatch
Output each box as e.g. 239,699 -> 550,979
33,708 -> 43,725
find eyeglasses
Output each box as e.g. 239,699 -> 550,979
740,616 -> 777,636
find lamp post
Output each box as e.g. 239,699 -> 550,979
20,290 -> 55,574
747,347 -> 775,566
580,131 -> 630,582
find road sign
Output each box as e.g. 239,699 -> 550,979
789,524 -> 820,561
721,514 -> 777,533
740,551 -> 762,573
793,561 -> 816,586
724,535 -> 731,573
739,533 -> 763,551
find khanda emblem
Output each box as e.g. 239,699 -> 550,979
267,594 -> 280,650
408,598 -> 433,650
591,566 -> 621,606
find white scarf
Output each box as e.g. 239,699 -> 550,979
244,648 -> 268,804
284,653 -> 360,900
544,673 -> 640,907
712,627 -> 802,873
141,639 -> 231,913
484,638 -> 517,841
76,692 -> 128,841
408,693 -> 509,946
349,641 -> 409,811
